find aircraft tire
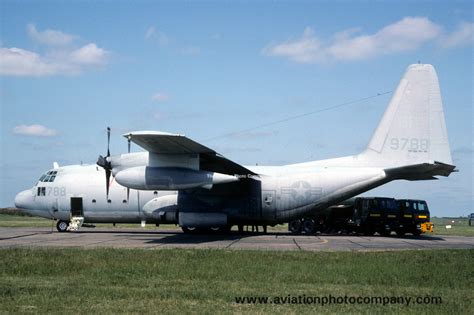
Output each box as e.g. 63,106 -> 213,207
288,220 -> 302,234
56,220 -> 69,233
302,219 -> 316,234
210,225 -> 231,234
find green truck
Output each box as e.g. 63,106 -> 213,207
289,197 -> 433,236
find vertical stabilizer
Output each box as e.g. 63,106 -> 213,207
365,64 -> 453,167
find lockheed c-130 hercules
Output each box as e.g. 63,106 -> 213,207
14,64 -> 456,233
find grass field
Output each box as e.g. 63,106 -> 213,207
0,248 -> 472,314
431,217 -> 474,237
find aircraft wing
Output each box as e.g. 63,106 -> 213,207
124,131 -> 257,176
384,161 -> 457,181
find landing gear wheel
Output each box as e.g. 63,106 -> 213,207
210,225 -> 231,234
181,226 -> 197,234
56,220 -> 69,232
302,219 -> 316,234
288,220 -> 302,234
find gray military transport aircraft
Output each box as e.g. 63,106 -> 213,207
14,64 -> 456,233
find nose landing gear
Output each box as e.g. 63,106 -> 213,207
56,220 -> 69,232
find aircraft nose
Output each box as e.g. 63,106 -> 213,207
14,190 -> 33,209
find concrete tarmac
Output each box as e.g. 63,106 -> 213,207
1,227 -> 473,251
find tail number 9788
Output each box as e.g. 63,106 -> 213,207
390,138 -> 429,152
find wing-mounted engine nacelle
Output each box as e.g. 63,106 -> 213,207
109,152 -> 149,176
115,166 -> 239,190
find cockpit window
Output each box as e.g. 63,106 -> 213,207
38,170 -> 58,183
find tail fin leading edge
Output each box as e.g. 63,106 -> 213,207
365,64 -> 453,169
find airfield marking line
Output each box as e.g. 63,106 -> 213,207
292,238 -> 302,250
316,237 -> 329,245
225,238 -> 242,249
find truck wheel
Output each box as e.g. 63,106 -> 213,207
288,220 -> 302,234
303,219 -> 316,234
396,230 -> 405,236
363,228 -> 375,236
182,226 -> 197,234
56,220 -> 69,232
380,229 -> 391,236
413,230 -> 422,236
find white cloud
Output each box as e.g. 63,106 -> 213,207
69,43 -> 108,65
13,124 -> 58,137
329,17 -> 441,60
1,24 -> 109,76
0,44 -> 108,76
0,47 -> 63,76
145,26 -> 169,46
151,92 -> 169,102
263,27 -> 325,63
439,22 -> 474,49
263,17 -> 466,63
27,24 -> 75,46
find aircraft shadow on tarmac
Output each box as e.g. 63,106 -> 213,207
99,230 -> 447,245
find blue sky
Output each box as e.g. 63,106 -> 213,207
1,1 -> 472,216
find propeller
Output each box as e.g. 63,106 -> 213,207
126,134 -> 131,201
97,127 -> 112,200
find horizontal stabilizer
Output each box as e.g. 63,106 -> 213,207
384,161 -> 456,181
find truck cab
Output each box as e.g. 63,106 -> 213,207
397,199 -> 432,236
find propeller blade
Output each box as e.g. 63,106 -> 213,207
97,127 -> 113,200
107,127 -> 111,157
105,169 -> 111,200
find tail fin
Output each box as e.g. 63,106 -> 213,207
364,64 -> 453,167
